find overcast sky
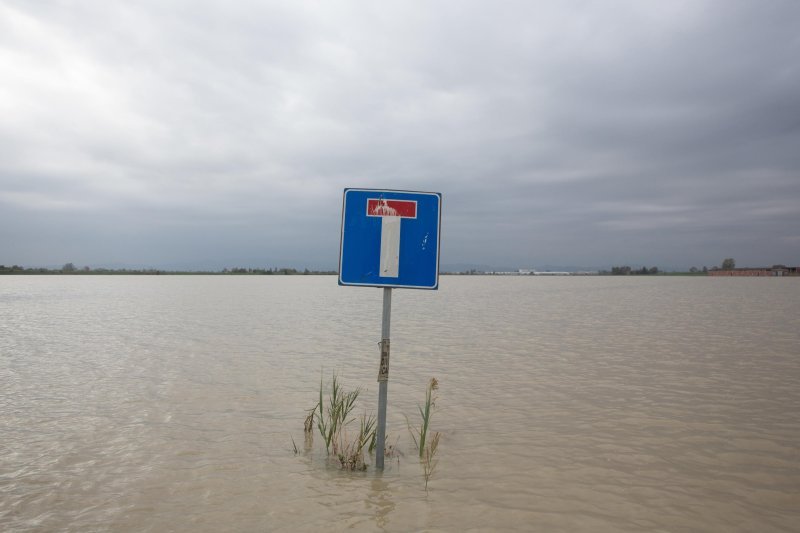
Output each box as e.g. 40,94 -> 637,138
1,0 -> 798,271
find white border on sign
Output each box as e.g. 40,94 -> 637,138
339,188 -> 442,290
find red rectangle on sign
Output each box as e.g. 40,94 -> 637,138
367,199 -> 417,218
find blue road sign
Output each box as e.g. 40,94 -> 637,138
339,189 -> 442,289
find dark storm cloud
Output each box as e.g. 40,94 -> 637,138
1,0 -> 798,270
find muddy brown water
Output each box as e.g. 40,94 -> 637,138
2,276 -> 799,531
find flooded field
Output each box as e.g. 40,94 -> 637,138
2,276 -> 799,531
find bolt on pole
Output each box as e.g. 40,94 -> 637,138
375,287 -> 392,469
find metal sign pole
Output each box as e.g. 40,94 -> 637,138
338,189 -> 441,469
375,287 -> 392,469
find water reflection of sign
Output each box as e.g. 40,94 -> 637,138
339,189 -> 441,289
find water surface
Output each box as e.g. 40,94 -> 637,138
1,276 -> 799,531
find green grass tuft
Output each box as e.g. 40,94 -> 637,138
408,377 -> 438,458
310,372 -> 377,470
406,377 -> 441,489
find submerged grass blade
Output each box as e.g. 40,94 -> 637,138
417,377 -> 438,458
422,431 -> 440,490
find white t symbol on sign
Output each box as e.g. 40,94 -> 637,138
367,198 -> 418,278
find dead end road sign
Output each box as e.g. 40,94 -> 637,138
338,187 -> 442,469
339,189 -> 442,290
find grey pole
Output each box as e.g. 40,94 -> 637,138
375,287 -> 392,469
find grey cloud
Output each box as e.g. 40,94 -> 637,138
1,0 -> 799,270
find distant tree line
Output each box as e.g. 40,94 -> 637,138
607,266 -> 660,275
1,264 -> 45,274
0,257 -> 765,277
1,264 -> 167,275
0,264 -> 337,275
222,267 -> 337,275
603,258 -> 744,275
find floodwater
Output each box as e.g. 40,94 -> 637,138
1,275 -> 799,532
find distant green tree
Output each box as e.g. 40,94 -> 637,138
721,258 -> 736,270
62,262 -> 76,272
689,267 -> 698,273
